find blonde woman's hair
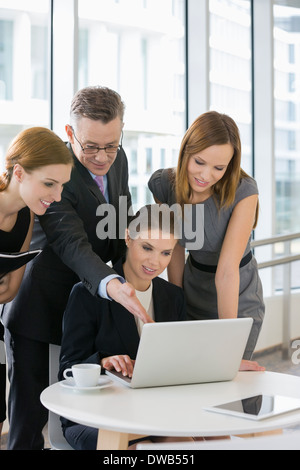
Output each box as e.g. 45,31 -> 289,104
175,111 -> 258,227
0,127 -> 73,192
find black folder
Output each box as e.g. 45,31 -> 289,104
0,250 -> 41,280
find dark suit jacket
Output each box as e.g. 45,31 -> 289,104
59,259 -> 186,379
1,145 -> 132,344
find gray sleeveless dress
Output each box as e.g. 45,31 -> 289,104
148,168 -> 265,360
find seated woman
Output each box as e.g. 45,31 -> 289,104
59,204 -> 191,449
59,204 -> 264,450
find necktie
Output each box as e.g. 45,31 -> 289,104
94,175 -> 105,196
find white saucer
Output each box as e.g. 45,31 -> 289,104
60,376 -> 113,391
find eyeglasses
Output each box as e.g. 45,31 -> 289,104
71,127 -> 123,155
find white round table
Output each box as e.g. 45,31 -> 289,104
40,371 -> 300,449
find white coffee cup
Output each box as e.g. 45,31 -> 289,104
63,363 -> 101,387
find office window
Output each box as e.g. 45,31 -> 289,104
160,148 -> 166,168
130,149 -> 138,175
77,0 -> 186,210
0,19 -> 13,100
78,29 -> 89,90
274,1 -> 300,234
209,0 -> 252,175
145,148 -> 153,174
31,25 -> 48,100
0,1 -> 50,171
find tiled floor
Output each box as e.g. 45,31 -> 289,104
1,425 -> 50,450
1,346 -> 300,450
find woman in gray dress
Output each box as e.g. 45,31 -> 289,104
148,111 -> 265,360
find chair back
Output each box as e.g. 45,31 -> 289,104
48,344 -> 73,450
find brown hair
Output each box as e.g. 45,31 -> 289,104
70,86 -> 125,125
0,127 -> 73,192
175,111 -> 258,227
128,204 -> 179,240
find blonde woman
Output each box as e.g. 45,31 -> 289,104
0,127 -> 72,444
148,111 -> 265,361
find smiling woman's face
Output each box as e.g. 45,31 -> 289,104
187,143 -> 233,203
16,163 -> 72,215
124,229 -> 178,291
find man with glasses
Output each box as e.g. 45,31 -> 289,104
2,86 -> 151,450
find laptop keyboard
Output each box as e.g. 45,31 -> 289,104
110,370 -> 132,383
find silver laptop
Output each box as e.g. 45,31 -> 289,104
105,317 -> 253,388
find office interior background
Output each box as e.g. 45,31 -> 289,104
0,0 -> 299,354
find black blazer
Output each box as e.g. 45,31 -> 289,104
1,145 -> 132,344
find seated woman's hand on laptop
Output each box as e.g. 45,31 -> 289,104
101,355 -> 135,378
239,360 -> 266,371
